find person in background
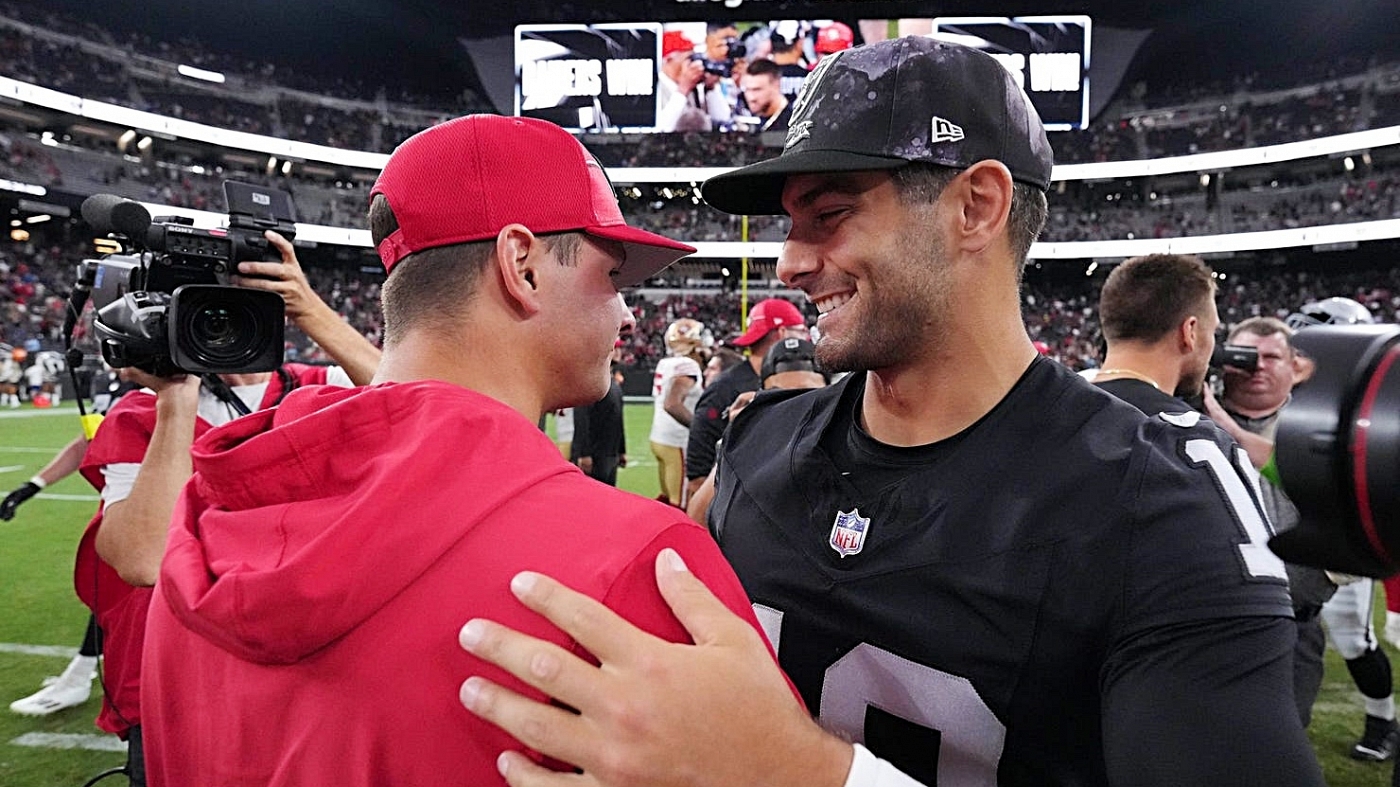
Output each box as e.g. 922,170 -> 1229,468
687,336 -> 828,524
683,297 -> 807,502
650,319 -> 707,506
574,339 -> 628,487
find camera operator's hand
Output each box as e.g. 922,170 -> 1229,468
234,230 -> 382,386
122,368 -> 200,399
233,231 -> 319,322
677,58 -> 705,95
0,482 -> 41,521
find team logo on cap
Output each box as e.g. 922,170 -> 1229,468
789,48 -> 844,126
785,120 -> 813,150
931,117 -> 965,143
829,508 -> 871,558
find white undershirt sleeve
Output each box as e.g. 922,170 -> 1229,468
100,462 -> 141,506
842,744 -> 929,787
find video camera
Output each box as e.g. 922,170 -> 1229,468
1210,343 -> 1259,374
74,182 -> 294,377
693,37 -> 746,78
1269,324 -> 1400,578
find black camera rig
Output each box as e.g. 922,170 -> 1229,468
70,182 -> 296,377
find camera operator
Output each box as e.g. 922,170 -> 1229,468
75,230 -> 379,784
701,23 -> 743,127
658,30 -> 731,133
1205,316 -> 1399,759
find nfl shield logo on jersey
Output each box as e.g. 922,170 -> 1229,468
829,509 -> 871,558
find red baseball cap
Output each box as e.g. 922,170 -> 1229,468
733,298 -> 807,347
663,30 -> 696,58
370,115 -> 694,287
815,22 -> 853,54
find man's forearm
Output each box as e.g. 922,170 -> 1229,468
37,435 -> 88,486
294,303 -> 381,386
93,398 -> 197,586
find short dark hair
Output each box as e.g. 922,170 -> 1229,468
1098,254 -> 1216,344
744,58 -> 782,81
1228,316 -> 1294,353
370,194 -> 581,346
890,162 -> 1048,279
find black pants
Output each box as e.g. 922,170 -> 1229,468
126,724 -> 146,787
587,455 -> 620,487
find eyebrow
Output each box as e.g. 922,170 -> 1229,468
786,175 -> 874,212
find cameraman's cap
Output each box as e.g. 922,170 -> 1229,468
761,337 -> 821,383
703,36 -> 1055,216
371,115 -> 694,287
733,298 -> 806,347
663,31 -> 696,58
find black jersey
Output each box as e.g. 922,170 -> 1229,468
1093,377 -> 1192,417
710,357 -> 1319,786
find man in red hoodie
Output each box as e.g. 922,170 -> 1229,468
140,115 -> 796,786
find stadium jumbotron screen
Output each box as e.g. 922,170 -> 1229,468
931,16 -> 1092,131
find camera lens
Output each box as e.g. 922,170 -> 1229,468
186,301 -> 262,365
193,307 -> 237,349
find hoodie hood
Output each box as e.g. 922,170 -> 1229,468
159,380 -> 575,664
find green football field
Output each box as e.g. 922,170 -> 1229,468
0,402 -> 1395,786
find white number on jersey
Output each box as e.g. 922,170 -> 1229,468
755,605 -> 1003,786
1184,438 -> 1289,581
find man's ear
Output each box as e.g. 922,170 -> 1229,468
1179,315 -> 1200,352
951,160 -> 1014,256
495,225 -> 544,316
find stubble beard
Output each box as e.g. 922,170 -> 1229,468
814,221 -> 950,373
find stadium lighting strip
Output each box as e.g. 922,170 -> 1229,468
94,204 -> 1400,262
3,75 -> 1400,184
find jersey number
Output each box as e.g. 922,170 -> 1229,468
755,605 -> 1004,786
1184,439 -> 1288,581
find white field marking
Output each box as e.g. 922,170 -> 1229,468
10,732 -> 127,752
0,643 -> 79,658
0,407 -> 78,420
0,446 -> 76,453
36,493 -> 99,502
0,465 -> 23,474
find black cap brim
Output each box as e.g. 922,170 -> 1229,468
702,149 -> 912,216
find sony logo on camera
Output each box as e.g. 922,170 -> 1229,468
75,182 -> 296,377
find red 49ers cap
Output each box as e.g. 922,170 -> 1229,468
371,115 -> 694,287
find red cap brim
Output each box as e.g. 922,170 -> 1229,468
585,225 -> 695,288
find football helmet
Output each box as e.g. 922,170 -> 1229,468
1286,296 -> 1375,329
664,318 -> 707,357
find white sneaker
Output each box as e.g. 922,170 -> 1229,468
9,655 -> 97,716
9,676 -> 92,716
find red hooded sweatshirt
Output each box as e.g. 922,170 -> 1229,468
142,380 -> 770,786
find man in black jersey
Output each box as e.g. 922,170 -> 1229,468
1093,255 -> 1341,731
456,38 -> 1323,787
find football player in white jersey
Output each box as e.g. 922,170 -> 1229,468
649,319 -> 708,507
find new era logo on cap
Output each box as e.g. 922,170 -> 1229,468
931,117 -> 965,143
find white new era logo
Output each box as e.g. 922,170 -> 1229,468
931,116 -> 964,143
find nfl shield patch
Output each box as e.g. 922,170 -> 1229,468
829,509 -> 871,558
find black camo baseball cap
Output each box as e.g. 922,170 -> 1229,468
703,36 -> 1055,216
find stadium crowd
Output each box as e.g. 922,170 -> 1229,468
6,224 -> 1399,382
